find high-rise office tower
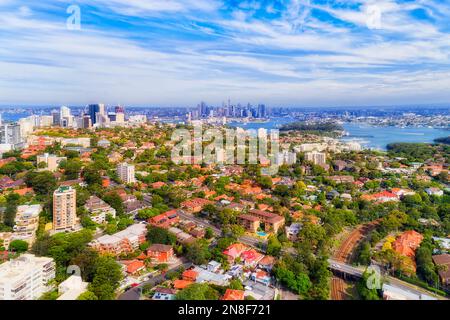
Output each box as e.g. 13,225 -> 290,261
198,101 -> 208,118
60,106 -> 71,127
114,106 -> 125,123
258,104 -> 266,118
51,110 -> 60,126
53,186 -> 77,231
88,103 -> 105,125
82,115 -> 92,128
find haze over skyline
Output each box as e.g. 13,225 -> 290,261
1,0 -> 450,107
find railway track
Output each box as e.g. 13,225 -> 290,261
330,221 -> 379,300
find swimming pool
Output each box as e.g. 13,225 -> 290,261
256,231 -> 267,237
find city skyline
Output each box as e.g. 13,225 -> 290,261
1,0 -> 450,107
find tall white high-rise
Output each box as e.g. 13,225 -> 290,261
117,162 -> 136,184
53,186 -> 77,231
60,106 -> 72,127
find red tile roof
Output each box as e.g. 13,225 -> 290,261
127,260 -> 145,274
392,230 -> 423,258
222,289 -> 245,301
173,280 -> 193,290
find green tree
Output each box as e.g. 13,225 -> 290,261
89,256 -> 123,300
176,283 -> 219,300
25,171 -> 57,196
59,159 -> 83,180
204,227 -> 214,239
228,278 -> 244,290
9,239 -> 29,253
77,291 -> 98,300
357,271 -> 381,300
186,240 -> 211,265
267,235 -> 282,257
83,166 -> 102,186
103,193 -> 124,216
4,193 -> 20,227
147,226 -> 176,245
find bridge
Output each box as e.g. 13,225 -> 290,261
328,259 -> 364,281
328,259 -> 447,300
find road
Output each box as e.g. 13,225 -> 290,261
385,275 -> 447,300
117,260 -> 192,300
328,259 -> 447,300
177,210 -> 267,250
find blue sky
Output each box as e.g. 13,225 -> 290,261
0,0 -> 449,107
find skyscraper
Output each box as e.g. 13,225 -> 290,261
257,104 -> 266,118
51,110 -> 60,126
198,101 -> 208,118
60,106 -> 72,127
53,186 -> 77,232
88,103 -> 105,125
114,106 -> 125,123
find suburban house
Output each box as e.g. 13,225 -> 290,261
126,260 -> 145,275
147,244 -> 174,263
432,254 -> 450,287
240,249 -> 265,267
221,289 -> 245,300
149,210 -> 180,229
182,270 -> 198,282
152,287 -> 176,300
425,187 -> 444,197
223,243 -> 249,263
180,198 -> 214,214
84,195 -> 116,224
285,223 -> 302,241
392,230 -> 424,258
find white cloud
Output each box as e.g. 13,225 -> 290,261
0,0 -> 449,106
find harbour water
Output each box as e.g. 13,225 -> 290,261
227,118 -> 449,150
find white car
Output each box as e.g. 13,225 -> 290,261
245,286 -> 253,291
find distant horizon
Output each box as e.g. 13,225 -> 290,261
0,102 -> 450,110
1,1 -> 450,106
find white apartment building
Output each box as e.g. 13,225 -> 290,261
276,150 -> 297,165
37,153 -> 67,172
90,223 -> 146,255
304,151 -> 327,166
53,186 -> 77,232
0,254 -> 55,300
117,162 -> 136,184
13,204 -> 42,245
128,115 -> 147,124
294,143 -> 328,153
60,137 -> 91,148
